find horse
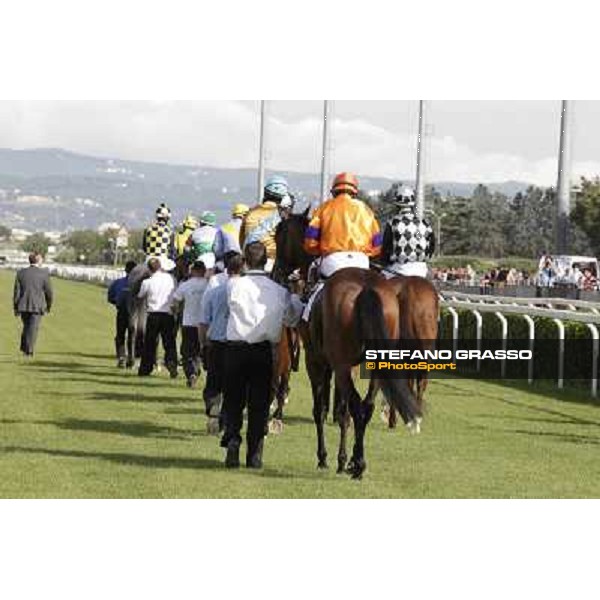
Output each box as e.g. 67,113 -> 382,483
365,272 -> 439,428
268,326 -> 300,434
274,213 -> 422,479
267,220 -> 307,433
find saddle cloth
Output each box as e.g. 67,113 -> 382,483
302,283 -> 325,322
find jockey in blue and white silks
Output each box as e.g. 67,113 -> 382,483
240,176 -> 293,273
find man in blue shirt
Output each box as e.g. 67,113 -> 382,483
198,252 -> 243,436
107,261 -> 137,368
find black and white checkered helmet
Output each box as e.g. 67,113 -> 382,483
394,186 -> 416,209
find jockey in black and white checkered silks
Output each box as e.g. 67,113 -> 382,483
381,186 -> 435,279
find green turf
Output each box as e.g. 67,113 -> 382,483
1,269 -> 600,498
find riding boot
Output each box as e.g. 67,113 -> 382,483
246,437 -> 264,469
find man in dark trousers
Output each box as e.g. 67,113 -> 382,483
172,260 -> 208,388
222,242 -> 303,469
199,251 -> 243,435
137,256 -> 178,378
107,260 -> 137,368
13,253 -> 53,357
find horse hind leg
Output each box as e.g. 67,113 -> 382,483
269,374 -> 289,435
337,370 -> 368,480
309,361 -> 331,469
334,387 -> 350,474
368,378 -> 397,429
416,374 -> 429,413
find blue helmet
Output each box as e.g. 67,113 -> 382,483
264,175 -> 289,203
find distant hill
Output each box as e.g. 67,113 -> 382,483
0,148 -> 532,232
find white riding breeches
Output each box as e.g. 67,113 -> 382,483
320,251 -> 370,277
384,261 -> 428,278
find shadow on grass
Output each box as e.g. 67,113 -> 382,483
164,407 -> 203,416
0,446 -> 322,480
473,412 -> 600,428
511,429 -> 600,445
44,375 -> 188,389
43,352 -> 114,360
2,445 -> 223,471
32,364 -> 131,377
85,391 -> 196,405
434,375 -> 600,409
0,417 -> 201,441
490,396 -> 600,428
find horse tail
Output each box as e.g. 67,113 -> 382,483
355,286 -> 421,424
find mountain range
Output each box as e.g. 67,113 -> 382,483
0,148 -> 531,232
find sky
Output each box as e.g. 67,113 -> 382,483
0,100 -> 598,185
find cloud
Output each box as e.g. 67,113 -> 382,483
0,100 -> 597,186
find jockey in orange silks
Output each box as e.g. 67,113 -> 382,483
302,172 -> 382,320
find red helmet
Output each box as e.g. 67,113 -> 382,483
331,172 -> 359,195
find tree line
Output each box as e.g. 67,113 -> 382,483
367,176 -> 600,259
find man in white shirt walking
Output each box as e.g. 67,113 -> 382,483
223,242 -> 304,469
137,257 -> 178,378
172,260 -> 208,388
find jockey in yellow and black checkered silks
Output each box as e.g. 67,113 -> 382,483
143,203 -> 175,259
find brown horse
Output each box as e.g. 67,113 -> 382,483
274,214 -> 421,479
269,326 -> 300,434
366,273 -> 439,427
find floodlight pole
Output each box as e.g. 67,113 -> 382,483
257,100 -> 268,204
556,100 -> 572,255
415,100 -> 427,220
320,100 -> 332,204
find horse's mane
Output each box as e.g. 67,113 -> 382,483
279,209 -> 309,230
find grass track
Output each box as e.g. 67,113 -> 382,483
1,270 -> 600,498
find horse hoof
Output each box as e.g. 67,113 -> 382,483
407,417 -> 422,435
317,460 -> 328,470
268,419 -> 284,435
346,458 -> 366,479
336,463 -> 346,475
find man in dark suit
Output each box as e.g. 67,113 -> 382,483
13,253 -> 53,357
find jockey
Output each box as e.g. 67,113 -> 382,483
381,186 -> 435,278
213,203 -> 250,268
187,211 -> 218,272
143,202 -> 175,259
240,175 -> 292,272
174,214 -> 199,260
302,172 -> 382,319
